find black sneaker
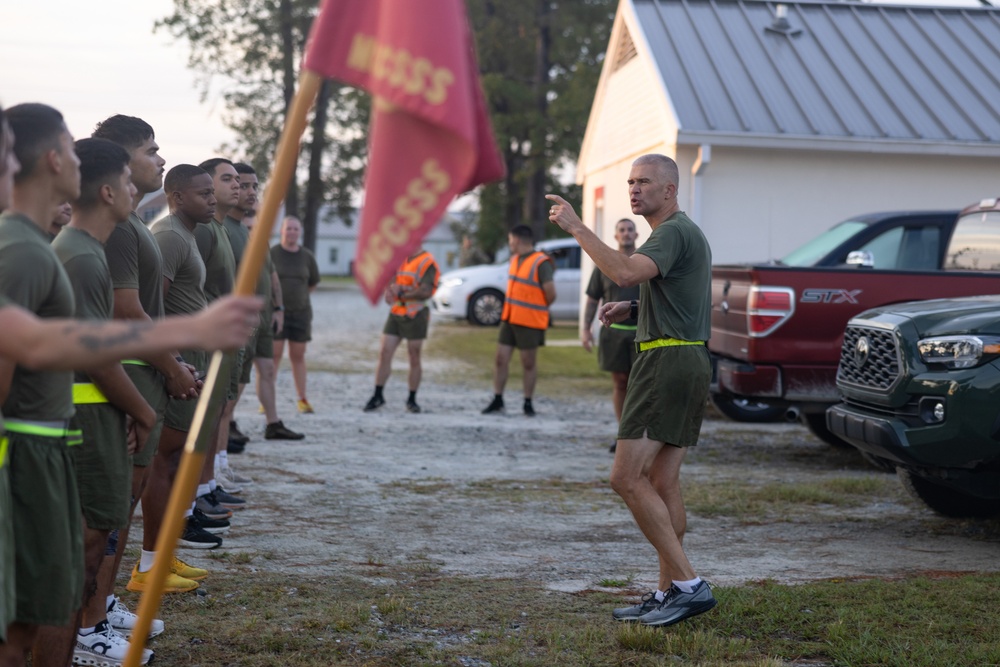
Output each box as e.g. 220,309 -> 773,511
226,438 -> 246,454
191,507 -> 231,535
364,394 -> 385,412
612,591 -> 661,622
482,396 -> 504,414
406,400 -> 421,414
638,581 -> 717,627
178,517 -> 223,549
523,399 -> 535,417
212,487 -> 247,511
264,420 -> 304,440
229,420 -> 249,445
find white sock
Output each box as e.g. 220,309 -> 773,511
79,625 -> 96,635
139,549 -> 156,573
654,589 -> 666,602
208,478 -> 217,492
673,577 -> 702,593
217,451 -> 228,469
197,483 -> 211,497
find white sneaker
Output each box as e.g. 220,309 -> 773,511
107,595 -> 164,639
219,463 -> 252,491
72,620 -> 152,666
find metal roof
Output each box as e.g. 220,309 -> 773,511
631,0 -> 1000,150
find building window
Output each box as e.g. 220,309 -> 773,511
328,247 -> 339,265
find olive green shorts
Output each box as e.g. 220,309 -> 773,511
227,348 -> 243,400
164,349 -> 208,431
619,344 -> 711,447
498,321 -> 545,350
71,404 -> 131,530
124,363 -> 167,468
275,308 -> 312,342
240,331 -> 258,385
383,308 -> 430,340
8,432 -> 84,626
255,318 -> 274,359
598,325 -> 638,374
0,444 -> 14,642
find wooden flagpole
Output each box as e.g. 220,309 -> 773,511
124,70 -> 322,667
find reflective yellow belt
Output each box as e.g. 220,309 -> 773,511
73,383 -> 109,405
121,359 -> 150,367
0,436 -> 7,469
609,323 -> 637,331
2,420 -> 82,445
637,337 -> 705,352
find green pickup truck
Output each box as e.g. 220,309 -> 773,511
827,198 -> 1000,518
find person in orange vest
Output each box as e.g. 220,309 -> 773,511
364,247 -> 440,413
482,225 -> 557,416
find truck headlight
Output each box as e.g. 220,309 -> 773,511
441,277 -> 465,288
917,335 -> 1000,369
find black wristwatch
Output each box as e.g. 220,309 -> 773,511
273,305 -> 283,312
629,300 -> 638,321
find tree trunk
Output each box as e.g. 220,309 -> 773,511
523,0 -> 551,241
302,80 -> 331,253
280,0 -> 299,218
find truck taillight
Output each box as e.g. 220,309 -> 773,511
748,286 -> 795,337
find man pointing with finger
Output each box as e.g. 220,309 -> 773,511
546,153 -> 716,628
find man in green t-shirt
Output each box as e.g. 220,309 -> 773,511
547,153 -> 716,628
582,218 -> 640,453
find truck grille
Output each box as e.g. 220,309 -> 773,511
837,326 -> 900,391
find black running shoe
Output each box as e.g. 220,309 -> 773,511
212,487 -> 247,511
364,394 -> 386,412
638,581 -> 717,627
226,438 -> 246,454
178,517 -> 223,549
523,399 -> 535,417
406,400 -> 421,414
229,420 -> 249,445
191,507 -> 231,535
482,395 -> 504,414
264,420 -> 304,440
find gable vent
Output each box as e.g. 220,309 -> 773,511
611,25 -> 638,72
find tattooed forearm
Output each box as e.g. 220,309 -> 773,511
66,321 -> 156,351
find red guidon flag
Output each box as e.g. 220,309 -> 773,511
303,0 -> 505,302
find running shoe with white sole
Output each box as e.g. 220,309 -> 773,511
107,596 -> 164,639
72,619 -> 152,666
638,581 -> 717,627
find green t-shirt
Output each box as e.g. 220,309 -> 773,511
52,227 -> 114,384
586,266 -> 640,326
633,211 -> 712,343
222,216 -> 249,267
104,212 -> 166,319
194,219 -> 236,302
270,245 -> 320,312
151,214 -> 208,316
0,212 -> 75,420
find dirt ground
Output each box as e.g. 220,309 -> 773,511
182,283 -> 1000,593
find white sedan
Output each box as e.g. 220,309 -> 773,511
431,237 -> 582,326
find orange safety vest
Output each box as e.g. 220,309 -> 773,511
501,251 -> 552,329
390,250 -> 439,317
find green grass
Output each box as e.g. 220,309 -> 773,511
127,569 -> 1000,666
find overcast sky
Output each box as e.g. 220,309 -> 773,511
0,0 -> 237,168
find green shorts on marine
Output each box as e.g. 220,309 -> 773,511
619,344 -> 710,447
240,330 -> 258,385
0,442 -> 13,642
498,321 -> 545,350
8,431 -> 84,626
164,349 -> 208,432
598,325 -> 638,374
71,404 -> 131,531
123,363 -> 167,468
275,308 -> 312,342
256,321 -> 274,359
383,308 -> 430,340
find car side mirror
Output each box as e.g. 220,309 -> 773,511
846,250 -> 874,268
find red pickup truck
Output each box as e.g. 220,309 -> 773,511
710,202 -> 1000,444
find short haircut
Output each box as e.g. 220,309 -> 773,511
74,138 -> 131,207
164,164 -> 209,194
509,224 -> 534,242
198,157 -> 234,177
233,162 -> 256,176
5,103 -> 66,181
92,115 -> 154,151
633,153 -> 679,186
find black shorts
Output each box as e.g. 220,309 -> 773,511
275,308 -> 312,343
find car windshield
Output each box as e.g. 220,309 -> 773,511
779,221 -> 868,267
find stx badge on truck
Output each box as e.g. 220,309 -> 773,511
801,288 -> 862,304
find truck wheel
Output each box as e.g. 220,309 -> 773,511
802,412 -> 852,449
468,289 -> 504,326
709,395 -> 784,422
898,469 -> 1000,518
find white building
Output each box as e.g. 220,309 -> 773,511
577,0 -> 1000,269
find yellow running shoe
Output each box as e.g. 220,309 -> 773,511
258,403 -> 265,414
297,398 -> 314,414
126,564 -> 198,593
171,556 -> 209,581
